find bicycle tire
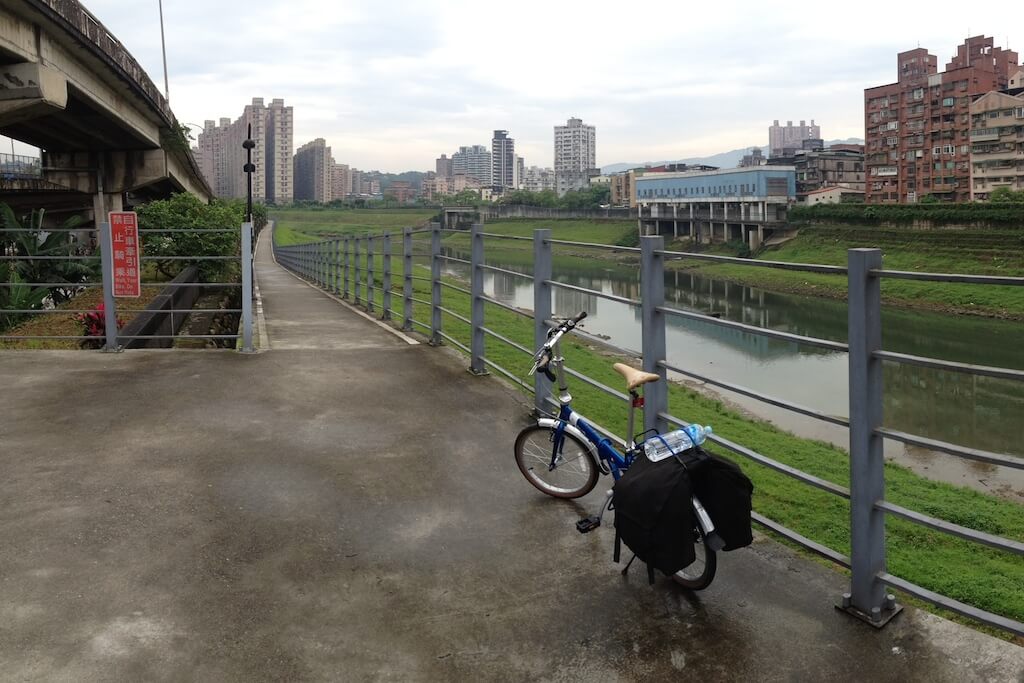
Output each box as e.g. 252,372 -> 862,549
671,526 -> 717,590
514,425 -> 600,499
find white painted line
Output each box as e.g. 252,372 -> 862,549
267,226 -> 419,346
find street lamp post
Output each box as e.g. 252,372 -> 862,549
158,0 -> 169,101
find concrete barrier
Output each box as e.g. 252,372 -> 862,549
120,265 -> 203,349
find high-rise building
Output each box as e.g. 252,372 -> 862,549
194,97 -> 293,204
768,120 -> 821,158
436,154 -> 453,179
293,138 -> 332,202
491,130 -> 515,190
331,163 -> 350,201
864,36 -> 1019,204
451,145 -> 491,186
554,117 -> 597,196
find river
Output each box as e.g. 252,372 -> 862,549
437,249 -> 1024,500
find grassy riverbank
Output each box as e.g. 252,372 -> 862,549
272,223 -> 1024,637
272,208 -> 438,246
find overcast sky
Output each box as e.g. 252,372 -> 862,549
9,1 -> 1023,172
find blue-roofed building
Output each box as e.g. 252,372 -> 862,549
636,166 -> 796,249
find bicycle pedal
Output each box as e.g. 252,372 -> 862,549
576,516 -> 601,534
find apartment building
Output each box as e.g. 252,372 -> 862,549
768,120 -> 820,158
331,163 -> 350,201
436,154 -> 453,179
385,181 -> 416,203
767,145 -> 865,197
969,89 -> 1024,200
521,166 -> 556,194
554,117 -> 597,196
864,36 -> 1019,203
451,145 -> 491,186
609,170 -> 638,207
194,97 -> 293,204
491,130 -> 515,191
293,138 -> 332,202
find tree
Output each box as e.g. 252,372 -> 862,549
988,186 -> 1024,203
136,193 -> 244,280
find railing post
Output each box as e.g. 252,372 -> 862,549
843,247 -> 899,626
315,242 -> 322,286
382,233 -> 392,320
98,221 -> 119,352
332,239 -> 340,294
402,227 -> 413,331
430,222 -> 442,345
366,234 -> 375,314
343,236 -> 350,299
469,223 -> 487,375
241,222 -> 254,352
640,235 -> 668,435
354,236 -> 362,305
533,228 -> 552,415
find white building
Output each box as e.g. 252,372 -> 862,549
554,117 -> 597,196
522,166 -> 556,193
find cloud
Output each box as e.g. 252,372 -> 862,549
77,0 -> 1022,171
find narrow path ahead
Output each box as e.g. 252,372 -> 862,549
254,228 -> 411,350
0,230 -> 1018,680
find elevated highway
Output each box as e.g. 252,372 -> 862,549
0,0 -> 213,220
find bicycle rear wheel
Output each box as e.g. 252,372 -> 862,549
671,526 -> 717,590
514,425 -> 599,499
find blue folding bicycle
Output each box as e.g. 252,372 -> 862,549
513,312 -> 722,589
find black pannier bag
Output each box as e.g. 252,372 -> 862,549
612,447 -> 700,583
688,453 -> 754,551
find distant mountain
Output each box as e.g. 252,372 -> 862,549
600,138 -> 864,174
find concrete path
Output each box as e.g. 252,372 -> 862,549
0,232 -> 1020,681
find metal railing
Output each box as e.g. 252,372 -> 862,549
1,222 -> 254,351
272,223 -> 1024,636
0,152 -> 42,178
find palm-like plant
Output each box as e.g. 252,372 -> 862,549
0,204 -> 100,331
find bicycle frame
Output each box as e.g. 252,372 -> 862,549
538,334 -> 638,481
541,403 -> 634,480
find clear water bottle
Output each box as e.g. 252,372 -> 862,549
643,424 -> 713,462
684,424 -> 713,447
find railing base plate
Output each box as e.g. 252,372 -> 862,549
835,600 -> 903,628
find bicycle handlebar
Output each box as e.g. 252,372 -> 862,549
528,311 -> 587,378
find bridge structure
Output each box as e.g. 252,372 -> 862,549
0,0 -> 213,221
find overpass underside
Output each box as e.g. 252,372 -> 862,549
638,200 -> 790,250
0,0 -> 212,220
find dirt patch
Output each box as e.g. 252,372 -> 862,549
1,286 -> 164,349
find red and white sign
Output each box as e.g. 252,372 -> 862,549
109,211 -> 141,298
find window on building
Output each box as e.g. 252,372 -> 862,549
942,97 -> 955,106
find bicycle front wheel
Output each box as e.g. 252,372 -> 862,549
514,425 -> 599,499
671,527 -> 717,590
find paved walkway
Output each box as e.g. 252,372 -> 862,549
0,232 -> 1020,681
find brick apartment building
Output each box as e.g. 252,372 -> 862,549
864,36 -> 1019,203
